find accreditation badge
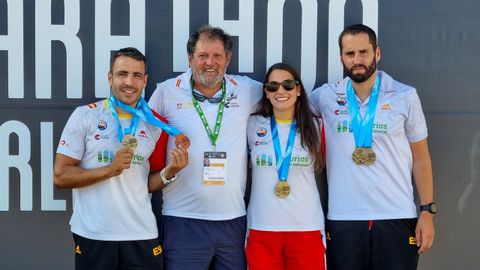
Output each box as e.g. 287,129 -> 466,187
203,151 -> 227,185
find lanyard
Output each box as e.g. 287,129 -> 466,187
191,80 -> 226,149
108,96 -> 139,142
270,116 -> 297,181
108,96 -> 182,141
345,74 -> 381,148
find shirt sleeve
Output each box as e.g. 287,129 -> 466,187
308,86 -> 324,118
247,78 -> 264,114
405,89 -> 428,142
148,83 -> 166,116
56,107 -> 87,160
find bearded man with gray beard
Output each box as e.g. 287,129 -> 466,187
148,25 -> 262,270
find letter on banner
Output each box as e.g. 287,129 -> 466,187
173,0 -> 190,72
328,0 -> 378,83
266,0 -> 285,68
0,0 -> 24,98
35,0 -> 83,99
266,0 -> 318,91
209,0 -> 254,72
299,0 -> 317,91
95,0 -> 145,98
41,122 -> 66,211
0,121 -> 33,211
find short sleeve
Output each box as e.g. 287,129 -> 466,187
56,107 -> 87,160
405,89 -> 428,142
308,86 -> 324,118
148,83 -> 166,116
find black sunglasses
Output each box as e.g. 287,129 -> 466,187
264,79 -> 299,92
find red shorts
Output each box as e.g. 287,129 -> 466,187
246,229 -> 326,270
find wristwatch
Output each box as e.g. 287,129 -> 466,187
160,168 -> 177,186
420,202 -> 437,214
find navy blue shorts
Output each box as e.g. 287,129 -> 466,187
161,215 -> 247,270
73,234 -> 163,270
326,219 -> 419,270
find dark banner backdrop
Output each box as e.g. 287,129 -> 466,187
1,0 -> 479,269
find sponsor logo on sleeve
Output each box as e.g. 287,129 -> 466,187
97,120 -> 107,130
256,127 -> 267,137
336,95 -> 347,106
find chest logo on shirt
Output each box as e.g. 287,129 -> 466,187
98,120 -> 107,130
176,102 -> 194,110
255,141 -> 268,146
97,150 -> 115,163
336,120 -> 388,134
336,95 -> 347,106
380,103 -> 391,111
290,156 -> 311,167
94,134 -> 109,140
132,154 -> 146,165
138,130 -> 148,138
336,120 -> 352,133
256,127 -> 267,137
225,93 -> 240,108
334,109 -> 349,115
255,153 -> 273,167
255,154 -> 310,167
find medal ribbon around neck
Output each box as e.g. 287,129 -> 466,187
270,116 -> 297,182
191,79 -> 226,148
345,74 -> 381,148
108,95 -> 181,142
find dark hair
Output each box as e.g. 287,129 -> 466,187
110,47 -> 147,72
187,25 -> 234,56
338,24 -> 377,53
255,63 -> 324,172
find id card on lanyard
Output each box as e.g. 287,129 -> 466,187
203,151 -> 227,185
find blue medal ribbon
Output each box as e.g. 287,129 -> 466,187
107,96 -> 140,142
270,116 -> 297,181
345,74 -> 381,148
108,96 -> 182,142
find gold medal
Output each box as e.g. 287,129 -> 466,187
352,147 -> 365,165
122,134 -> 138,151
352,147 -> 375,165
175,133 -> 191,149
275,181 -> 290,198
363,147 -> 376,165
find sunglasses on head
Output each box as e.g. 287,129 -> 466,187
264,79 -> 299,92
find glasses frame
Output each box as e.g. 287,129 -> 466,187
264,79 -> 299,92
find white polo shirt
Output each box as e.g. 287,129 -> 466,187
57,100 -> 162,240
309,71 -> 428,220
247,115 -> 325,232
148,68 -> 263,220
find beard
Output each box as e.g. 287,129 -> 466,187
192,67 -> 225,89
344,57 -> 377,83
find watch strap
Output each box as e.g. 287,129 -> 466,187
160,168 -> 177,185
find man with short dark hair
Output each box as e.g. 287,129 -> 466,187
54,47 -> 188,269
309,24 -> 435,270
148,26 -> 263,270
